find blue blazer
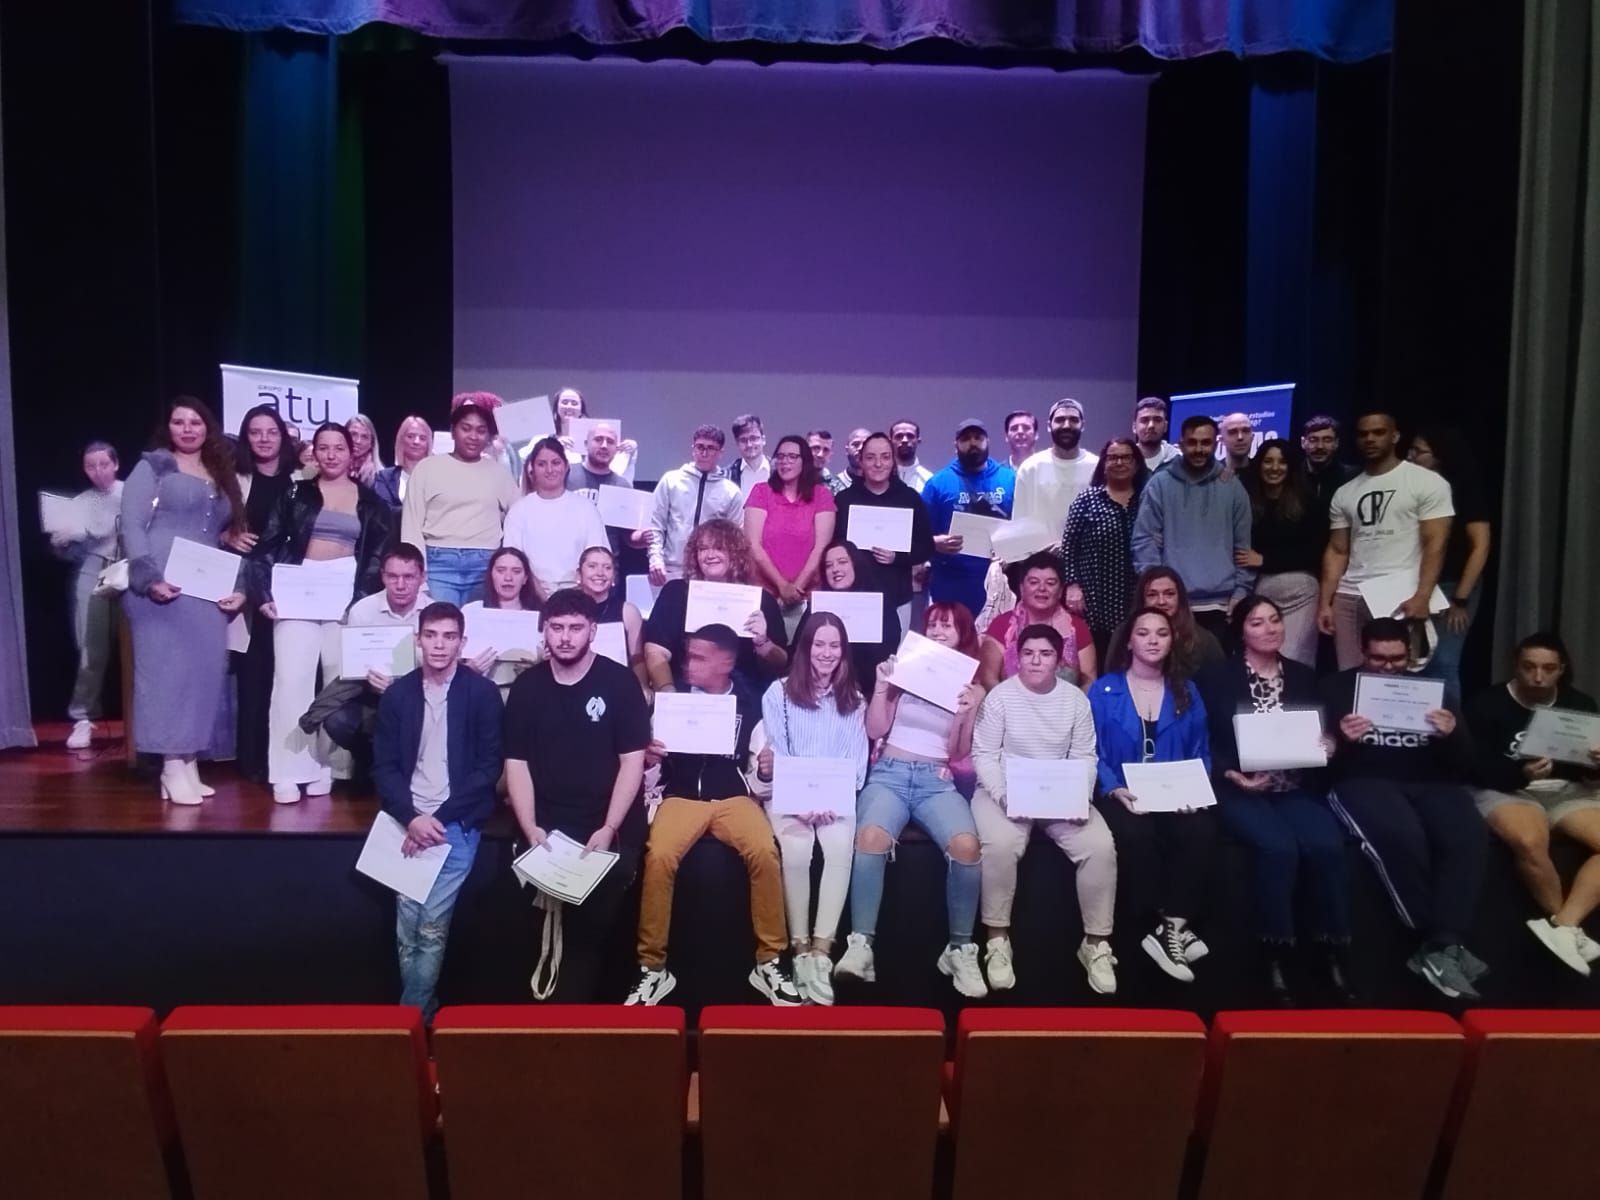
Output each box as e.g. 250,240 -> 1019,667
1087,671 -> 1212,796
373,666 -> 504,830
371,465 -> 405,513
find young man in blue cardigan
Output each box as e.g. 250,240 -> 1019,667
372,600 -> 504,1021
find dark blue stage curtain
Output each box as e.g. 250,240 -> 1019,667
173,1 -> 1392,61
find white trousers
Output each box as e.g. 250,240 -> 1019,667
767,807 -> 856,942
268,618 -> 343,785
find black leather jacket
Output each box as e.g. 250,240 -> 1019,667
248,477 -> 393,608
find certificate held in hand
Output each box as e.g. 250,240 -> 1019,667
355,813 -> 448,904
811,591 -> 884,644
341,624 -> 415,679
1233,710 -> 1327,772
163,537 -> 241,602
512,830 -> 618,904
888,631 -> 979,712
271,558 -> 356,621
845,505 -> 913,554
464,605 -> 542,661
1520,707 -> 1600,766
771,755 -> 857,816
1354,672 -> 1445,735
1004,756 -> 1092,820
596,484 -> 652,530
948,511 -> 1010,559
685,580 -> 763,638
1120,759 -> 1217,813
653,692 -> 738,755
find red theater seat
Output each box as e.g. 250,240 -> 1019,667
0,1006 -> 173,1200
160,1005 -> 433,1200
432,1005 -> 686,1200
1439,1009 -> 1600,1200
698,1006 -> 946,1200
949,1008 -> 1207,1200
1197,1010 -> 1463,1200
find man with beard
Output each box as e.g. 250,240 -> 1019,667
503,588 -> 651,1000
922,418 -> 1016,620
1134,396 -> 1181,471
842,427 -> 872,484
1013,398 -> 1099,540
889,419 -> 933,493
1301,415 -> 1358,517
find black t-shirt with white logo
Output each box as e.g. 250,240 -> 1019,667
1319,667 -> 1472,784
503,655 -> 651,840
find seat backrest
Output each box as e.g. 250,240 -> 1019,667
0,1006 -> 173,1200
433,1005 -> 686,1200
951,1008 -> 1207,1200
1440,1009 -> 1600,1200
160,1005 -> 433,1200
698,1006 -> 946,1200
1198,1010 -> 1463,1200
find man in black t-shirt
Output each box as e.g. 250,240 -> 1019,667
504,588 -> 651,1001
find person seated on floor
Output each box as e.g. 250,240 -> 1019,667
978,550 -> 1098,690
1320,617 -> 1489,1000
972,624 -> 1120,996
1467,631 -> 1600,976
1091,607 -> 1218,986
372,601 -> 503,1023
503,588 -> 651,1000
625,622 -> 802,1007
835,601 -> 986,997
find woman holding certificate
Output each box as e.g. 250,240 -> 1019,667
1090,607 -> 1218,984
744,434 -> 837,639
122,398 -> 249,805
978,551 -> 1096,690
754,613 -> 869,1004
1196,596 -> 1352,1003
575,546 -> 649,689
501,437 -> 609,601
460,547 -> 543,696
372,415 -> 433,513
251,422 -> 393,805
802,544 -> 900,687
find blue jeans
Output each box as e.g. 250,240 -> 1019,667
1424,580 -> 1477,711
1215,783 -> 1349,943
424,547 -> 494,607
397,822 -> 480,1022
852,756 -> 980,944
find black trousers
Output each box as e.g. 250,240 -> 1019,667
539,825 -> 642,1003
1096,796 -> 1218,925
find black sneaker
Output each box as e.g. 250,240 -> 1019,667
749,959 -> 804,1006
1141,921 -> 1197,983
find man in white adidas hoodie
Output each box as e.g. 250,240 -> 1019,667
648,424 -> 745,584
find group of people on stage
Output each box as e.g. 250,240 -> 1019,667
45,388 -> 1600,1015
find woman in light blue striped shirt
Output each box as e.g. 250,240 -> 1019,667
757,612 -> 869,1005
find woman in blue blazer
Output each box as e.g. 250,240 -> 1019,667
1089,606 -> 1217,984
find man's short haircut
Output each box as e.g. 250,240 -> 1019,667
1354,408 -> 1398,428
417,600 -> 464,634
807,429 -> 833,441
1516,631 -> 1572,674
1003,409 -> 1036,431
691,423 -> 726,449
1180,414 -> 1218,437
1361,617 -> 1409,648
1016,623 -> 1064,658
383,542 -> 426,572
542,587 -> 599,624
1302,414 -> 1340,436
83,440 -> 119,465
731,414 -> 763,439
686,622 -> 741,657
1135,396 -> 1168,417
890,419 -> 921,437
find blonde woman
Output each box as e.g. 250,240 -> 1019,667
373,415 -> 432,512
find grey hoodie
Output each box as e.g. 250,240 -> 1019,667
648,462 -> 745,578
1130,456 -> 1253,607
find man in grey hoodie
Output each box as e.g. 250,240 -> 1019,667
1131,414 -> 1252,639
647,424 -> 745,584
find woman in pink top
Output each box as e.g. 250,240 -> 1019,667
744,434 -> 837,639
978,550 -> 1097,689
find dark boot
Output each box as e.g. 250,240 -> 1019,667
1264,946 -> 1293,1007
1321,944 -> 1356,1006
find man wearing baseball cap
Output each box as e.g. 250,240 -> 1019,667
1013,398 -> 1099,541
920,417 -> 1017,620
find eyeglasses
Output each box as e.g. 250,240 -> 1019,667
772,452 -> 804,463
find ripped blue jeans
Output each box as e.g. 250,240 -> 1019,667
396,822 -> 480,1022
851,756 -> 980,944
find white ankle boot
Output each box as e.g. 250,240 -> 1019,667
184,758 -> 216,798
160,758 -> 203,806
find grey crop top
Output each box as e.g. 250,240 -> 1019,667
309,508 -> 360,550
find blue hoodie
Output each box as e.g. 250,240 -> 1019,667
921,455 -> 1015,619
1130,456 -> 1253,608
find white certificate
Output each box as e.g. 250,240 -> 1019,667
38,491 -> 81,537
1004,756 -> 1092,821
512,830 -> 619,905
494,395 -> 555,443
990,520 -> 1057,563
568,417 -> 623,449
1120,759 -> 1218,813
464,606 -> 543,661
1520,707 -> 1600,766
355,813 -> 448,904
340,624 -> 415,679
163,537 -> 240,602
226,613 -> 251,654
811,591 -> 884,644
685,580 -> 763,639
845,505 -> 913,554
271,558 -> 356,621
889,631 -> 979,712
1358,572 -> 1449,619
1234,710 -> 1327,772
1354,672 -> 1445,734
652,691 -> 738,755
595,483 -> 652,529
626,573 -> 662,619
594,621 -> 629,666
771,755 -> 858,816
431,431 -> 456,455
948,511 -> 1011,559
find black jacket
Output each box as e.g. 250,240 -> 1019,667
658,680 -> 763,801
831,476 -> 935,607
1196,654 -> 1323,778
249,477 -> 393,609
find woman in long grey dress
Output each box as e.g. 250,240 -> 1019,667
121,398 -> 249,804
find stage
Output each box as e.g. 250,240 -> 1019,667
4,723 -> 1597,1021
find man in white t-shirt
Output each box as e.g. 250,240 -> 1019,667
1012,398 -> 1099,541
1318,410 -> 1454,669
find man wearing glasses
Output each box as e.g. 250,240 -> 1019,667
647,424 -> 745,584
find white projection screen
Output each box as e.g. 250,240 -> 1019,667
448,56 -> 1150,478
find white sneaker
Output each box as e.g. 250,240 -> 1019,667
1179,929 -> 1209,963
624,965 -> 677,1006
272,784 -> 303,805
1078,939 -> 1119,994
984,936 -> 1016,991
66,719 -> 94,750
792,951 -> 815,1003
937,943 -> 988,998
835,933 -> 876,982
806,953 -> 836,1006
749,959 -> 804,1006
1573,926 -> 1600,964
1528,918 -> 1592,977
305,768 -> 334,797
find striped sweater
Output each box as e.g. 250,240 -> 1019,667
760,680 -> 870,790
973,676 -> 1098,803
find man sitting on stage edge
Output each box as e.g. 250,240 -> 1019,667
373,600 -> 503,1022
504,588 -> 651,1000
626,622 -> 803,1007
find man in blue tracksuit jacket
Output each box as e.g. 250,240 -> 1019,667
920,417 -> 1016,622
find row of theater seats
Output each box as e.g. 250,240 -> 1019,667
2,1003 -> 1596,1200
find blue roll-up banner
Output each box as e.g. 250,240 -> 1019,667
1167,383 -> 1295,459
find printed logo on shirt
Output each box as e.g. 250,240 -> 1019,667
1360,728 -> 1434,749
1354,489 -> 1396,528
957,489 -> 1008,513
585,696 -> 607,723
